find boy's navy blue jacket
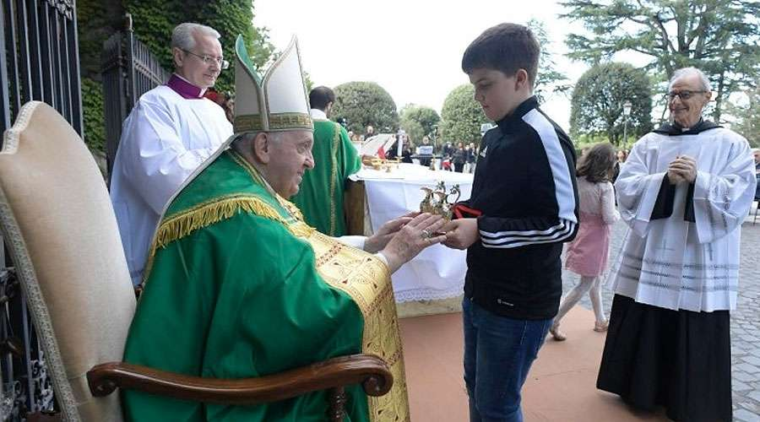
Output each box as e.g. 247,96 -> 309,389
459,96 -> 579,320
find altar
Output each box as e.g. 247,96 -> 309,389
348,163 -> 473,302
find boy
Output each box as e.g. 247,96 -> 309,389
443,23 -> 579,421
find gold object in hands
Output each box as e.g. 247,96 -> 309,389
419,181 -> 461,222
362,156 -> 400,172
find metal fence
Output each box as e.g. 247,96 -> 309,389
102,14 -> 169,178
0,0 -> 83,146
1,0 -> 83,419
1,6 -> 167,418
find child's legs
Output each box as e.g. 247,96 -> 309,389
589,276 -> 606,323
553,276 -> 595,326
463,298 -> 552,422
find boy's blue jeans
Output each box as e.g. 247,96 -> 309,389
462,298 -> 552,422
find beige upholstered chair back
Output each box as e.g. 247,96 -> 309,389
0,102 -> 136,421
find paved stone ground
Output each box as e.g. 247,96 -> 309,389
563,204 -> 760,421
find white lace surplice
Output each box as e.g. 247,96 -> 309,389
612,128 -> 757,312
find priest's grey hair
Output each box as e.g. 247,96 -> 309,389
230,132 -> 284,154
669,67 -> 712,93
172,23 -> 221,51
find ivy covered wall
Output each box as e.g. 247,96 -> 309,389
76,0 -> 275,152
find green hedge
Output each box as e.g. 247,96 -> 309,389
76,0 -> 275,153
124,0 -> 274,93
81,78 -> 105,152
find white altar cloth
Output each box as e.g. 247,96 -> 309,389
353,164 -> 473,302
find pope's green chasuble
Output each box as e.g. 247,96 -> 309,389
291,119 -> 360,236
122,150 -> 408,421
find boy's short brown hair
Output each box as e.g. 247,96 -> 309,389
462,23 -> 540,88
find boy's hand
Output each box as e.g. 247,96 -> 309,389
442,218 -> 479,250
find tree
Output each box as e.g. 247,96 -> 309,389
400,120 -> 425,146
561,0 -> 760,122
76,0 -> 275,151
526,19 -> 570,103
331,82 -> 399,134
726,88 -> 760,148
439,84 -> 489,146
570,63 -> 653,145
123,0 -> 275,93
201,1 -> 275,93
399,104 -> 440,143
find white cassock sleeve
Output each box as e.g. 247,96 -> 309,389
614,137 -> 667,237
336,236 -> 389,266
691,139 -> 757,244
600,182 -> 621,225
337,235 -> 366,250
120,99 -> 220,214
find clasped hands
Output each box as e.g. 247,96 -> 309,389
667,155 -> 697,185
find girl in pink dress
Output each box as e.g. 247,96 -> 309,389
550,143 -> 620,341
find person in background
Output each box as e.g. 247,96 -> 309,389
465,142 -> 477,173
364,125 -> 375,140
401,136 -> 414,163
597,67 -> 757,422
612,149 -> 628,183
453,142 -> 466,172
122,35 -> 448,422
416,135 -> 433,167
290,86 -> 361,237
110,22 -> 233,286
550,143 -> 619,341
443,23 -> 579,422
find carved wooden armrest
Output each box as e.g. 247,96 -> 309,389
86,353 -> 392,405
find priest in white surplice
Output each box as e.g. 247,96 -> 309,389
597,67 -> 756,422
110,23 -> 233,285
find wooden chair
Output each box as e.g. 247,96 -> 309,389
0,102 -> 392,421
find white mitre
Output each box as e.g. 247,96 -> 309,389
233,35 -> 313,134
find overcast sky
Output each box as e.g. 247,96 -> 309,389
255,0 -> 597,129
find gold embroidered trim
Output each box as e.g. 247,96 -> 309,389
234,115 -> 263,132
269,112 -> 312,130
307,231 -> 409,422
229,150 -> 266,186
234,112 -> 312,132
155,195 -> 288,249
143,195 -> 314,284
142,151 -> 315,287
229,150 -> 306,223
280,197 -> 306,222
329,123 -> 340,236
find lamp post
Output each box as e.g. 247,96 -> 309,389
397,128 -> 405,158
622,100 -> 632,146
431,124 -> 438,153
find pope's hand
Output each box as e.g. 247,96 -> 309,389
364,211 -> 419,253
380,213 -> 447,273
442,218 -> 479,250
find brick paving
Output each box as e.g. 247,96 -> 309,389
562,205 -> 760,421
